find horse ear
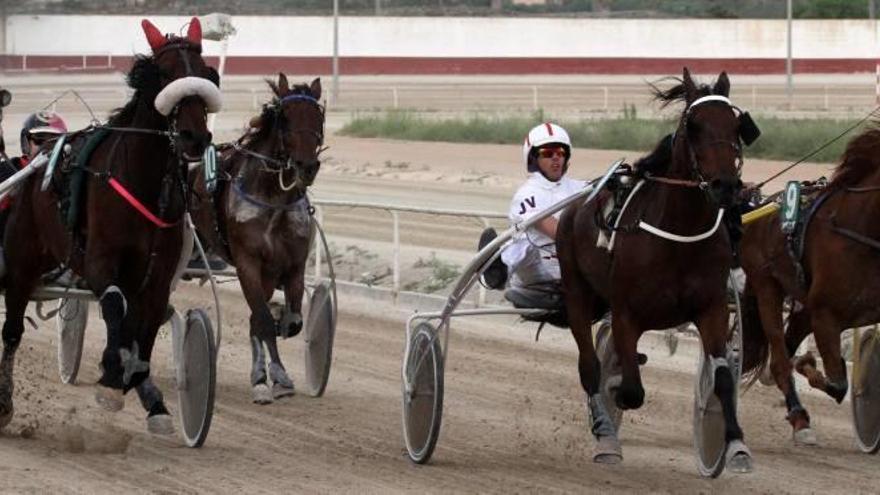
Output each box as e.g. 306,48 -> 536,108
277,73 -> 290,96
141,19 -> 167,51
713,71 -> 730,97
682,67 -> 698,104
310,78 -> 322,100
187,17 -> 202,44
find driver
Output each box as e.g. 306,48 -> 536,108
480,122 -> 587,310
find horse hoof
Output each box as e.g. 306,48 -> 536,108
592,435 -> 622,464
725,440 -> 753,474
94,386 -> 124,412
147,413 -> 175,436
252,383 -> 273,405
793,427 -> 817,446
272,382 -> 296,399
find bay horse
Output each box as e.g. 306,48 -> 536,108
0,18 -> 221,432
190,74 -> 324,403
741,124 -> 880,444
556,68 -> 752,469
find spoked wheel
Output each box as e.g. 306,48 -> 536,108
852,327 -> 880,453
56,298 -> 89,384
693,290 -> 745,478
595,319 -> 623,432
402,322 -> 444,464
304,280 -> 337,397
177,308 -> 216,448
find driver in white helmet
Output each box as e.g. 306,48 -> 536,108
480,122 -> 588,310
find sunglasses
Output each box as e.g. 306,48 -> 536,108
537,147 -> 566,159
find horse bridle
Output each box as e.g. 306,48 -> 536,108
670,95 -> 746,190
233,93 -> 326,190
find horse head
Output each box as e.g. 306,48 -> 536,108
260,74 -> 325,189
142,17 -> 222,161
655,68 -> 759,208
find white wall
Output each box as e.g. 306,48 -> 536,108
6,15 -> 879,59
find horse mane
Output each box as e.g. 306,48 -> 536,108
828,123 -> 880,189
240,80 -> 317,148
107,54 -> 163,126
632,77 -> 718,175
633,133 -> 674,175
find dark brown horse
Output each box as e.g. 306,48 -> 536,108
556,68 -> 752,468
741,125 -> 880,444
0,18 -> 220,431
190,74 -> 324,403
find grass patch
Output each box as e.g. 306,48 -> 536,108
339,110 -> 869,164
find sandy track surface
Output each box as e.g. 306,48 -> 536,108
0,283 -> 879,493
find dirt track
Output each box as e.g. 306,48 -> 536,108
2,283 -> 880,493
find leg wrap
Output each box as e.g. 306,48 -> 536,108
587,394 -> 617,438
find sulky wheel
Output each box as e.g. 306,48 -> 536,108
595,319 -> 623,432
177,308 -> 216,448
57,298 -> 89,385
402,322 -> 444,464
693,286 -> 745,478
304,280 -> 337,397
852,328 -> 880,454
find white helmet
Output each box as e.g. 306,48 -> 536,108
522,122 -> 571,173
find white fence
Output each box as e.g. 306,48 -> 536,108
7,83 -> 878,118
311,199 -> 506,305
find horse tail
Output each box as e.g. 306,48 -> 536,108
740,290 -> 770,389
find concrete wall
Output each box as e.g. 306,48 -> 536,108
3,15 -> 879,74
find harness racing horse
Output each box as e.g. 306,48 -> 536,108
556,68 -> 753,470
190,74 -> 324,403
741,125 -> 880,445
0,18 -> 221,432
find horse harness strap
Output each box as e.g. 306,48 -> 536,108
106,177 -> 177,228
644,173 -> 704,189
231,177 -> 307,211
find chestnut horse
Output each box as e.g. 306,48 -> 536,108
190,74 -> 324,403
556,69 -> 752,468
741,125 -> 880,444
0,18 -> 220,431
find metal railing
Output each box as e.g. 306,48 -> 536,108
310,198 -> 507,304
6,82 -> 879,117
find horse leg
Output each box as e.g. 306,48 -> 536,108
136,377 -> 173,435
266,278 -> 295,400
754,285 -> 814,444
696,304 -> 751,470
131,285 -> 175,435
0,278 -> 37,428
236,261 -> 278,404
808,307 -> 848,403
560,273 -> 620,463
609,311 -> 644,410
278,262 -> 306,339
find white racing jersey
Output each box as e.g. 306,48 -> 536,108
502,172 -> 587,287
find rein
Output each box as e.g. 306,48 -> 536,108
756,105 -> 880,189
